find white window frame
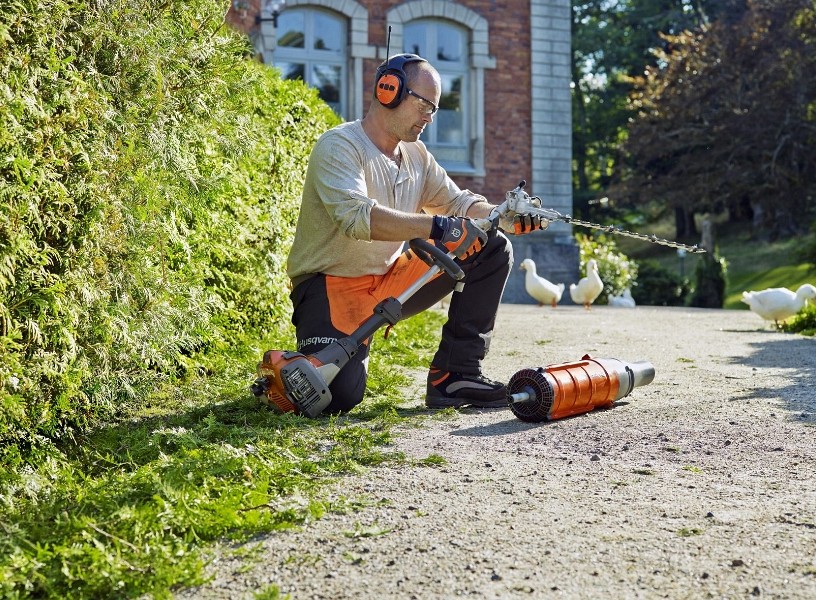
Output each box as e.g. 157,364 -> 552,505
270,7 -> 348,117
254,0 -> 372,121
386,1 -> 495,176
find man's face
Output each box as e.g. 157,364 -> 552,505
389,69 -> 440,143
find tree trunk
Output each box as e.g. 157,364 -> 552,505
674,206 -> 698,239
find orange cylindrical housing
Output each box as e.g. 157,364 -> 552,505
546,359 -> 619,420
509,355 -> 655,423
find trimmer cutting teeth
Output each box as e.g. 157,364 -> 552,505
479,180 -> 705,255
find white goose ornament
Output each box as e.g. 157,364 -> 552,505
519,258 -> 564,307
569,258 -> 604,310
741,284 -> 816,328
608,288 -> 636,308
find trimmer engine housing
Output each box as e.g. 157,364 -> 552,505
252,350 -> 332,417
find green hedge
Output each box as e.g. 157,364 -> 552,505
0,0 -> 340,461
631,259 -> 690,306
574,233 -> 638,303
688,251 -> 728,308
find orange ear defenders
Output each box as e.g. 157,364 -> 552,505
375,53 -> 427,109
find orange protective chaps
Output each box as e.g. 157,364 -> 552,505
289,230 -> 513,413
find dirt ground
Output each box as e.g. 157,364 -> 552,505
176,305 -> 816,600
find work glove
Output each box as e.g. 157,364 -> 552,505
432,216 -> 488,260
500,213 -> 549,235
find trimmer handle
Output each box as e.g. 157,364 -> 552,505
408,238 -> 465,281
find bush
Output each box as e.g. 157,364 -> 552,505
0,0 -> 340,460
631,259 -> 690,306
688,251 -> 728,308
796,219 -> 816,271
574,233 -> 638,303
781,303 -> 816,336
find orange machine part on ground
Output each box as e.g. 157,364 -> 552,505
507,354 -> 654,423
546,358 -> 620,420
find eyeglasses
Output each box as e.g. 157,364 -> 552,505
406,88 -> 439,115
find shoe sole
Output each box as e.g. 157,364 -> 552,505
425,396 -> 509,409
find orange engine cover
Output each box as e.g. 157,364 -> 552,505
508,355 -> 629,423
255,350 -> 332,417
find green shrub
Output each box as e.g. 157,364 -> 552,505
688,251 -> 728,308
631,259 -> 690,306
797,219 -> 816,271
574,233 -> 638,303
0,0 -> 340,460
781,303 -> 816,336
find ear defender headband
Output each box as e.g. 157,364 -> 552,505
375,53 -> 427,109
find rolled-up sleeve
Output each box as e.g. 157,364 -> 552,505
309,134 -> 378,242
419,151 -> 485,216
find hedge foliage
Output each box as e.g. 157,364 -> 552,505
0,0 -> 340,461
688,251 -> 728,309
631,259 -> 690,307
574,233 -> 638,304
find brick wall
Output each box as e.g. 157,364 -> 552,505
458,0 -> 533,202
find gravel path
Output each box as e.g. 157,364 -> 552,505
176,305 -> 816,600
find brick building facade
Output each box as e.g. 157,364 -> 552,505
228,0 -> 578,302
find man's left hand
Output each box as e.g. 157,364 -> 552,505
501,213 -> 549,235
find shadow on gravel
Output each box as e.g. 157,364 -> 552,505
448,403 -> 630,437
726,336 -> 816,421
449,417 -> 539,437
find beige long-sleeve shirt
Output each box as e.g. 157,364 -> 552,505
286,120 -> 484,281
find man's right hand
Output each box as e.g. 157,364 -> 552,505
434,216 -> 488,260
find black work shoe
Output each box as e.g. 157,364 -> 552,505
425,367 -> 509,409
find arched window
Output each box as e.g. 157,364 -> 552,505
274,8 -> 347,116
387,1 -> 494,176
403,20 -> 469,169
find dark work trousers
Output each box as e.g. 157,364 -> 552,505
289,229 -> 513,413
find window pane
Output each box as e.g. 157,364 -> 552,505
269,9 -> 346,118
431,145 -> 469,164
401,19 -> 471,169
437,74 -> 463,145
312,64 -> 341,107
436,24 -> 463,63
277,12 -> 304,48
402,24 -> 425,57
439,74 -> 462,111
313,12 -> 343,52
277,62 -> 305,81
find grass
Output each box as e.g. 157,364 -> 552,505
677,527 -> 704,537
0,310 -> 447,599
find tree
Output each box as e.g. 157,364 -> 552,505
571,0 -> 713,220
614,0 -> 816,240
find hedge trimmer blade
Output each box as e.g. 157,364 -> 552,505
558,216 -> 705,253
486,180 -> 706,254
